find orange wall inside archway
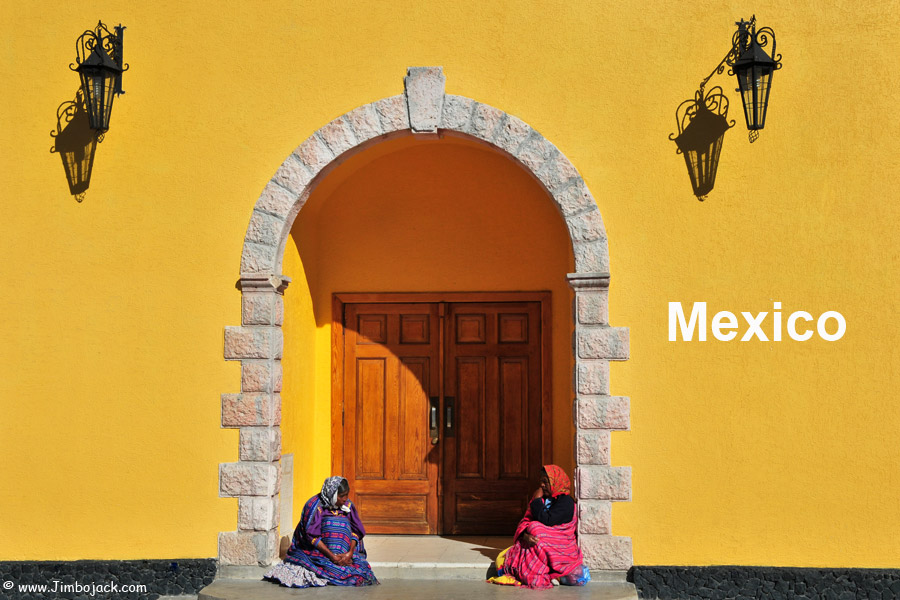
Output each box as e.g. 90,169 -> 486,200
280,134 -> 576,519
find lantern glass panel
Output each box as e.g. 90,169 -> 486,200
80,68 -> 118,131
736,61 -> 775,130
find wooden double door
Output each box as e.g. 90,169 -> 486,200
334,293 -> 549,535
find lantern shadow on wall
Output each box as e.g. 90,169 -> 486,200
50,21 -> 127,202
51,91 -> 102,202
670,15 -> 781,201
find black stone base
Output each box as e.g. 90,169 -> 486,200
629,566 -> 900,600
0,559 -> 216,599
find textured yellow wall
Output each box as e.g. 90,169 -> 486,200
1,0 -> 898,566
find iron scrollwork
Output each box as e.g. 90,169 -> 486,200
69,21 -> 128,94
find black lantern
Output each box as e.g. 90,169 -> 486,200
730,18 -> 781,133
670,87 -> 735,200
669,15 -> 782,200
51,91 -> 102,201
70,22 -> 127,132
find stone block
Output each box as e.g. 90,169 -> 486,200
573,239 -> 610,273
538,154 -> 579,194
441,94 -> 474,130
261,393 -> 281,427
239,241 -> 277,275
493,114 -> 532,154
404,67 -> 445,133
223,393 -> 280,427
468,103 -> 503,142
246,210 -> 284,248
225,327 -> 277,360
576,360 -> 609,395
254,529 -> 279,566
576,290 -> 609,325
270,396 -> 282,427
274,295 -> 284,325
318,117 -> 357,156
241,361 -> 281,392
566,209 -> 606,243
578,500 -> 612,535
239,428 -> 281,462
238,496 -> 279,531
220,462 -> 279,497
294,134 -> 335,176
255,181 -> 297,221
242,293 -> 276,326
222,393 -> 257,428
576,396 -> 630,430
516,135 -> 554,174
271,154 -> 312,195
374,95 -> 410,132
576,429 -> 610,465
580,535 -> 632,570
345,103 -> 383,143
553,180 -> 597,217
577,326 -> 630,360
218,531 -> 259,566
578,466 -> 631,501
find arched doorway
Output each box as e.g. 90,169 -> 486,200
219,67 -> 631,571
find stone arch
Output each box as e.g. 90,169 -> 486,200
219,67 -> 632,573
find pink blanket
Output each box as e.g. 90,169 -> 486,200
503,506 -> 583,589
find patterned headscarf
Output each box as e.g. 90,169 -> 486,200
320,476 -> 347,509
543,464 -> 571,497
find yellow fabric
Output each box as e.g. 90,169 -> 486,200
487,546 -> 520,586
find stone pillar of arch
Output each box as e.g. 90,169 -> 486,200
219,67 -> 632,571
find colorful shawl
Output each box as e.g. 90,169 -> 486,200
544,464 -> 571,497
320,476 -> 346,510
491,465 -> 582,589
266,491 -> 378,587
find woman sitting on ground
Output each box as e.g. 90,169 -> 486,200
488,465 -> 586,589
264,476 -> 378,588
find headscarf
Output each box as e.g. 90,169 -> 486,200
543,464 -> 571,498
320,476 -> 347,510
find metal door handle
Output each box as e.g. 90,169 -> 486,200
444,397 -> 455,437
429,397 -> 440,445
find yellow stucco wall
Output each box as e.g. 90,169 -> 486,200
1,0 -> 898,567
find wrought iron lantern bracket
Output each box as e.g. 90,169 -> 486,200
669,15 -> 782,201
69,21 -> 128,94
68,21 -> 128,132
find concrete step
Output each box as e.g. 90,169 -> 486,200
207,536 -> 636,598
199,579 -> 638,600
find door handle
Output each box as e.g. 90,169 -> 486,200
429,397 -> 440,445
444,397 -> 455,438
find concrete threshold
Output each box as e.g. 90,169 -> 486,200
206,536 -> 636,598
200,579 -> 638,600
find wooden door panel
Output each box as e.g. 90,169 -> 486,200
442,302 -> 544,535
499,357 -> 528,479
356,357 -> 387,478
343,303 -> 440,534
338,296 -> 548,536
398,357 -> 430,479
455,357 -> 485,478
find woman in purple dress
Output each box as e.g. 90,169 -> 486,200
264,477 -> 378,588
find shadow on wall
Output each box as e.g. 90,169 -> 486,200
50,90 -> 102,203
